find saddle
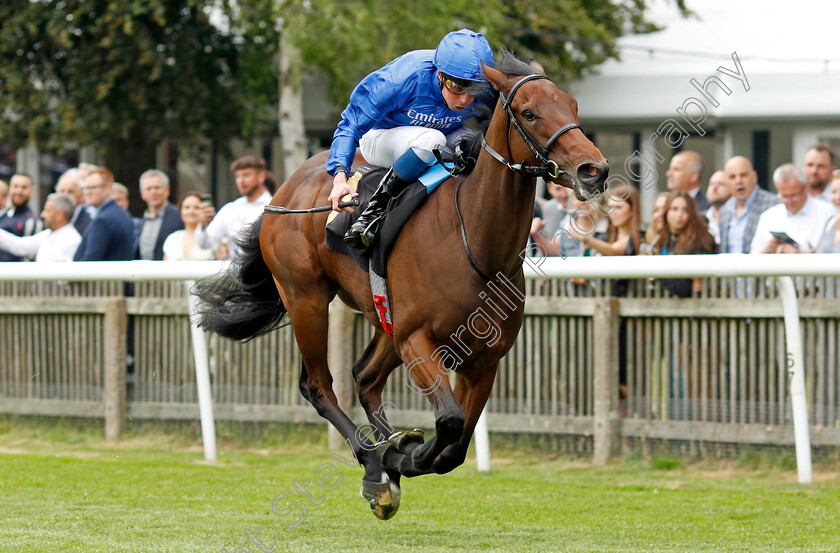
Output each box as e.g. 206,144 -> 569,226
325,162 -> 453,335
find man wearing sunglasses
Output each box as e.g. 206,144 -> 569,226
327,29 -> 495,248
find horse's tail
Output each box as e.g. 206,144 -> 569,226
193,216 -> 288,342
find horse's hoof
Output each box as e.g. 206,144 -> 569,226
360,478 -> 401,520
388,429 -> 425,453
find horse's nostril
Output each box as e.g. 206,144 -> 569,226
578,163 -> 602,184
577,161 -> 610,186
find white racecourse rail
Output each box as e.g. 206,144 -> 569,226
2,254 -> 839,482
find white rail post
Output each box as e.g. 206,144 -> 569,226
186,280 -> 217,461
777,277 -> 812,484
474,406 -> 491,472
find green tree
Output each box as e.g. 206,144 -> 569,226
0,0 -> 278,194
282,0 -> 689,106
0,0 -> 687,192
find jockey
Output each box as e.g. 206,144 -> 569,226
327,28 -> 495,248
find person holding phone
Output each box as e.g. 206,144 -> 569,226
197,155 -> 271,260
750,164 -> 835,254
163,192 -> 215,261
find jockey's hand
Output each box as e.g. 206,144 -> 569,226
329,172 -> 358,213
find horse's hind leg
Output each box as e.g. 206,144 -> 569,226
282,287 -> 383,487
352,329 -> 405,519
353,329 -> 403,444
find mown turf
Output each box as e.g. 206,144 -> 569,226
1,418 -> 839,552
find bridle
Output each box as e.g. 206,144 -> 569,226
481,74 -> 581,181
457,73 -> 582,284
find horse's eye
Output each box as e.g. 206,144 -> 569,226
522,109 -> 536,122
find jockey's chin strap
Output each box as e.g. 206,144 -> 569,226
482,74 -> 582,181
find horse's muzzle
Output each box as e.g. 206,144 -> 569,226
577,160 -> 610,192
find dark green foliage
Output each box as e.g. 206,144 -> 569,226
0,0 -> 279,153
285,0 -> 691,105
0,0 -> 688,164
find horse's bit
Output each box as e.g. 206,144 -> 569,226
481,74 -> 582,181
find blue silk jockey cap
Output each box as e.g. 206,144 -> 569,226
433,29 -> 494,82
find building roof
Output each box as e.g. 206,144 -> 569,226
569,0 -> 840,123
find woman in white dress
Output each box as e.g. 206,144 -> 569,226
163,192 -> 215,261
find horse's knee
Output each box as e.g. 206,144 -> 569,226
298,380 -> 313,403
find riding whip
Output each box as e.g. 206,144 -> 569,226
264,172 -> 362,215
264,198 -> 359,215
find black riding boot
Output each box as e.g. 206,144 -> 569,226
344,168 -> 408,248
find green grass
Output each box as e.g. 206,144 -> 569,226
1,417 -> 839,552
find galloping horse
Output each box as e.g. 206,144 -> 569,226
196,51 -> 608,519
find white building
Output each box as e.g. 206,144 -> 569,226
567,0 -> 840,218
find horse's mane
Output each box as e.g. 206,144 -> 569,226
492,49 -> 538,78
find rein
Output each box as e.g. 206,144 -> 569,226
454,176 -> 522,284
457,73 -> 580,285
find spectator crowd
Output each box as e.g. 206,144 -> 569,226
530,143 -> 840,297
1,145 -> 838,276
0,155 -> 272,263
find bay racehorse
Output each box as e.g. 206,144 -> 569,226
196,50 -> 608,519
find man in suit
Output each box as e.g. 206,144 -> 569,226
717,156 -> 779,254
134,169 -> 183,260
56,168 -> 92,235
73,167 -> 135,261
666,150 -> 710,212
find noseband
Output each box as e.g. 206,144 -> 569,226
481,74 -> 582,180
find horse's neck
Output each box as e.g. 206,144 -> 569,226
458,153 -> 536,278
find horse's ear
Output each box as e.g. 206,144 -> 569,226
528,58 -> 546,76
482,62 -> 507,92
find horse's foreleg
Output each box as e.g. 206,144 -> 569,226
383,335 -> 465,477
353,330 -> 403,445
430,362 -> 498,474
